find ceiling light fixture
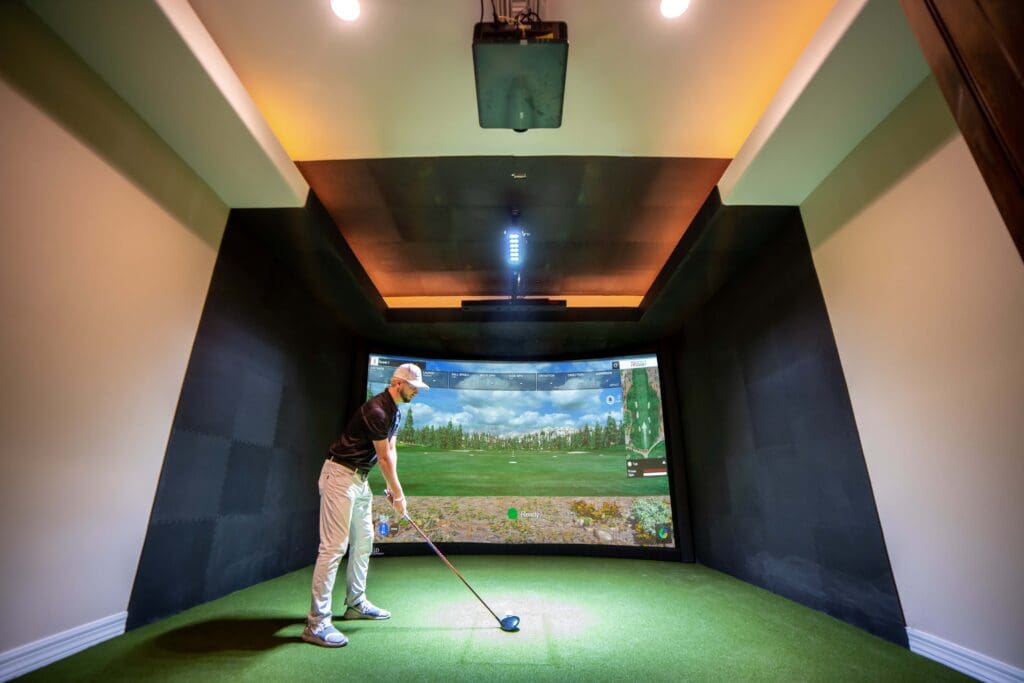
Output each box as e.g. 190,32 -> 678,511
504,210 -> 528,301
506,229 -> 524,266
660,0 -> 690,19
331,0 -> 360,21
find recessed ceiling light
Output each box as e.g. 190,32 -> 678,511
511,172 -> 527,180
660,0 -> 690,19
331,0 -> 360,21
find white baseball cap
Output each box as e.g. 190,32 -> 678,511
392,363 -> 429,389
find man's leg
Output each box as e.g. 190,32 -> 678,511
344,476 -> 375,608
308,461 -> 356,629
341,476 -> 390,619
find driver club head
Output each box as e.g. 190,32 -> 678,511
499,615 -> 521,632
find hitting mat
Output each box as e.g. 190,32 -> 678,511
23,556 -> 966,681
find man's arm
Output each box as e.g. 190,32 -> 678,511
373,438 -> 407,517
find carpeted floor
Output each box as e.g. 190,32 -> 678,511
23,556 -> 966,682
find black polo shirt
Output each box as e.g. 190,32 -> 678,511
327,390 -> 401,474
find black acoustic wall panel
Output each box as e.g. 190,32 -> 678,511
128,208 -> 360,628
669,209 -> 905,644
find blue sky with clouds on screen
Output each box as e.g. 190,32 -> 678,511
368,356 -> 655,436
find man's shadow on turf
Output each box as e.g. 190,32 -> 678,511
153,618 -> 496,655
154,618 -> 303,654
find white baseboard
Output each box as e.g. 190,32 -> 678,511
0,611 -> 127,682
907,627 -> 1024,683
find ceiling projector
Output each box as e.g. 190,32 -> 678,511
472,19 -> 569,132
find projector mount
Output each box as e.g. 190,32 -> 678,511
484,0 -> 546,29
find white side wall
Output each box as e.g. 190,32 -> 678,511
801,76 -> 1024,669
0,5 -> 227,655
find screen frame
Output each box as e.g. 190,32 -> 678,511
353,345 -> 688,562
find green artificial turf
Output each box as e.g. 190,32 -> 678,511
23,557 -> 967,682
368,444 -> 670,496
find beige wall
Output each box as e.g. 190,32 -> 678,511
801,76 -> 1024,668
0,5 -> 227,652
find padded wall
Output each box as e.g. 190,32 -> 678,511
670,210 -> 905,644
127,211 -> 360,628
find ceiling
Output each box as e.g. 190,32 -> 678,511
182,0 -> 833,305
187,0 -> 836,161
21,0 -> 937,354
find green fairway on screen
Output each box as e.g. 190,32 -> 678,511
366,354 -> 674,548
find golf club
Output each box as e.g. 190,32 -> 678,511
387,491 -> 520,632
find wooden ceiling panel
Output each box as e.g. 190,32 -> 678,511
624,207 -> 707,243
326,207 -> 402,244
509,207 -> 585,243
454,241 -> 509,273
448,207 -> 510,239
406,271 -> 481,296
298,157 -> 727,302
530,245 -> 605,276
606,242 -> 674,270
561,270 -> 663,295
389,208 -> 452,242
575,158 -> 728,207
638,158 -> 732,207
525,275 -> 564,296
441,157 -> 589,207
577,159 -> 665,206
366,158 -> 448,207
299,160 -> 387,208
344,242 -> 412,273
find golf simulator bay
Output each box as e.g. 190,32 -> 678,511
85,344 -> 965,680
24,556 -> 965,682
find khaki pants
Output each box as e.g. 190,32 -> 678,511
308,459 -> 374,628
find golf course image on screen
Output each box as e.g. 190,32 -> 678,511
365,354 -> 675,548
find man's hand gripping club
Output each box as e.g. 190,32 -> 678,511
385,489 -> 409,520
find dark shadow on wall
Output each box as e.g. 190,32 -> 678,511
666,208 -> 906,645
127,206 -> 364,629
0,2 -> 226,248
801,75 -> 957,251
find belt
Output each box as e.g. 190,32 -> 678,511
328,455 -> 369,477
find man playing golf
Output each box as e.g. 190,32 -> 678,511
303,362 -> 428,647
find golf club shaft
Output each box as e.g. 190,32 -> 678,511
403,514 -> 502,625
